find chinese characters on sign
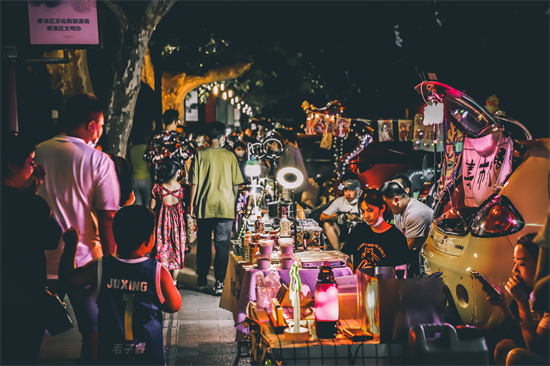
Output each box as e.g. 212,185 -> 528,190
28,0 -> 99,45
111,342 -> 146,355
462,130 -> 513,207
37,17 -> 89,32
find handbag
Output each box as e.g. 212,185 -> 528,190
44,287 -> 74,336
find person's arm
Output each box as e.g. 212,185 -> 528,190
189,184 -> 197,218
320,212 -> 338,222
506,275 -> 538,350
58,228 -> 98,289
97,209 -> 117,256
150,196 -> 157,211
159,265 -> 182,313
233,185 -> 239,205
406,236 -> 427,251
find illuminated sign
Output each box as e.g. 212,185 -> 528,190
27,0 -> 99,46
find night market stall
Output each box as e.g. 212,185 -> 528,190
217,86 -> 543,364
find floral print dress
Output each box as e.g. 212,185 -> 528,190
151,183 -> 186,270
143,130 -> 195,182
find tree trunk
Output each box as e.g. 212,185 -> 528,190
103,0 -> 175,157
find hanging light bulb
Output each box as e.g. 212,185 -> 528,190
230,98 -> 235,105
220,84 -> 225,91
228,90 -> 234,98
213,85 -> 219,96
235,96 -> 239,103
222,91 -> 228,100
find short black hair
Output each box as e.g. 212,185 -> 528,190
380,181 -> 408,199
391,173 -> 412,196
1,131 -> 35,178
359,189 -> 386,210
233,140 -> 246,150
207,121 -> 226,140
59,94 -> 104,131
156,158 -> 181,183
517,233 -> 539,261
113,205 -> 155,253
162,109 -> 179,127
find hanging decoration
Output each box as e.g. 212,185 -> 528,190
442,122 -> 464,191
337,133 -> 373,186
462,129 -> 513,207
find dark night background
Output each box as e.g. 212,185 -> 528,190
157,1 -> 549,138
1,1 -> 549,140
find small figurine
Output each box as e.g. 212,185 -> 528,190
484,95 -> 500,115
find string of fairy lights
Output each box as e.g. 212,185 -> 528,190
198,82 -> 254,117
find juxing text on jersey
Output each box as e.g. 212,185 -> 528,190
107,278 -> 148,292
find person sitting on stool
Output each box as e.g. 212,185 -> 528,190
320,179 -> 362,251
380,181 -> 433,277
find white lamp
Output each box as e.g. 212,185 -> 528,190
276,167 -> 304,190
245,159 -> 261,178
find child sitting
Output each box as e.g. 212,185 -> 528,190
59,205 -> 181,365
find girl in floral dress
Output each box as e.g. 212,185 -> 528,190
150,158 -> 186,285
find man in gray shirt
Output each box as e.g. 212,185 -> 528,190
381,181 -> 433,276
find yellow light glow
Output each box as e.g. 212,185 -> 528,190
228,90 -> 234,98
222,92 -> 228,100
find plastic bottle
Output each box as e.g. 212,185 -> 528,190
280,215 -> 291,237
262,214 -> 271,233
255,215 -> 264,234
248,215 -> 257,233
243,232 -> 252,261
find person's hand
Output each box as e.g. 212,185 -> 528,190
483,283 -> 506,306
346,213 -> 359,222
25,164 -> 46,194
505,275 -> 528,304
189,205 -> 196,219
62,227 -> 80,247
329,213 -> 338,222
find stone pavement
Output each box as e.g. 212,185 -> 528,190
38,242 -> 251,366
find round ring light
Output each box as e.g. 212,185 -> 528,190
248,142 -> 264,159
262,138 -> 284,159
277,167 -> 304,189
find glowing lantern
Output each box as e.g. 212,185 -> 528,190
315,264 -> 339,338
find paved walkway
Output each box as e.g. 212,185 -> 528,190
38,242 -> 250,366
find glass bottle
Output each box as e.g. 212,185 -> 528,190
314,263 -> 339,338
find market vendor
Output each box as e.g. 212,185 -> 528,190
340,189 -> 409,272
320,179 -> 362,250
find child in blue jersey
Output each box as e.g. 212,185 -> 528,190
59,205 -> 181,365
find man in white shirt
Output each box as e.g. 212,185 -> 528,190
380,181 -> 433,276
36,94 -> 120,364
320,179 -> 362,250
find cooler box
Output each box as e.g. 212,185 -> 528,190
408,323 -> 489,365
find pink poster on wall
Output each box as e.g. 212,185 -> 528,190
28,0 -> 99,46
